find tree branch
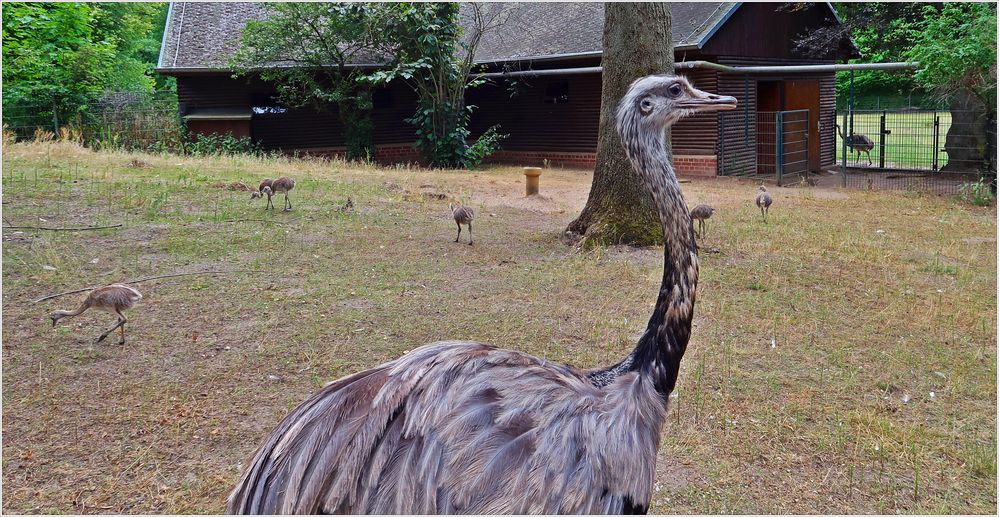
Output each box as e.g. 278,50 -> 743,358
3,223 -> 122,231
32,270 -> 267,304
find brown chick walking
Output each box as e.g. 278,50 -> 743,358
449,202 -> 474,245
50,284 -> 142,345
689,204 -> 715,239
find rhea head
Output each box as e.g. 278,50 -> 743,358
618,74 -> 737,132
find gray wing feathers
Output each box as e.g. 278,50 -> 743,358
453,206 -> 474,224
229,341 -> 666,514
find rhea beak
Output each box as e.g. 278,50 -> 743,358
679,89 -> 738,113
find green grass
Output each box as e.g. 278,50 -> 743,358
836,111 -> 951,169
2,140 -> 996,514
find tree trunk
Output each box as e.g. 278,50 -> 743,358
941,88 -> 988,173
566,3 -> 673,247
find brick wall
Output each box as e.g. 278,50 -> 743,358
372,144 -> 420,165
280,144 -> 718,177
672,154 -> 718,177
487,150 -> 718,177
487,150 -> 598,169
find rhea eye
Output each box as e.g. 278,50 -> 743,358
639,98 -> 654,113
668,84 -> 683,97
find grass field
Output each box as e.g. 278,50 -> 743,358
2,140 -> 996,514
836,111 -> 952,170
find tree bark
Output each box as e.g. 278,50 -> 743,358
942,88 -> 989,173
566,3 -> 673,247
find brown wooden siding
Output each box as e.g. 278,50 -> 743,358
468,67 -> 718,156
467,74 -> 601,152
703,3 -> 842,60
175,60 -> 837,170
178,76 -> 419,151
177,75 -> 254,111
673,68 -> 719,155
714,56 -> 838,171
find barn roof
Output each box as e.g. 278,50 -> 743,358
156,2 -> 849,73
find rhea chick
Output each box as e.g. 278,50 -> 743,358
449,202 -> 474,245
689,204 -> 715,239
755,185 -> 773,222
250,178 -> 273,201
252,177 -> 296,211
50,284 -> 142,345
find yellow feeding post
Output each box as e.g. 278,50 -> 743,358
524,167 -> 542,196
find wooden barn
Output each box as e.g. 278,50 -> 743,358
156,2 -> 859,177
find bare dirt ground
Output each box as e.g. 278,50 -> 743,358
2,141 -> 996,514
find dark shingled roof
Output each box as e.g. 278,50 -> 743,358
157,2 -> 738,71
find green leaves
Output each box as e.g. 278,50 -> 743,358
2,2 -> 166,124
907,3 -> 996,108
231,2 -> 504,167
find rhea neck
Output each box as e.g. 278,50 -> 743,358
52,301 -> 90,322
591,119 -> 698,400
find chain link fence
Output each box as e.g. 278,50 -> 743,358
2,90 -> 183,152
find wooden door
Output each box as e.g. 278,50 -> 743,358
783,80 -> 821,172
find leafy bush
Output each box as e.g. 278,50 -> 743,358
958,178 -> 996,206
183,133 -> 265,157
463,125 -> 507,169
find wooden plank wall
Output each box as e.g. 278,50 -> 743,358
467,68 -> 718,156
178,76 -> 419,151
467,74 -> 601,152
715,56 -> 838,173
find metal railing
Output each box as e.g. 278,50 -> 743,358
719,109 -> 809,186
838,109 -> 992,193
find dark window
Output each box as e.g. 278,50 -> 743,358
373,88 -> 394,109
543,81 -> 569,104
251,93 -> 288,115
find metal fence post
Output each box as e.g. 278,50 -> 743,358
841,110 -> 848,187
52,103 -> 59,135
776,111 -> 784,186
879,111 -> 887,169
848,70 -> 855,137
803,110 -> 810,184
932,113 -> 940,172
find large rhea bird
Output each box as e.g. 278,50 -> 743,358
228,75 -> 736,515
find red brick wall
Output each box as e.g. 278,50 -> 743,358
672,154 -> 718,177
372,144 -> 420,165
486,150 -> 718,177
487,150 -> 598,169
277,144 -> 422,165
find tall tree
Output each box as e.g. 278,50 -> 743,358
2,2 -> 167,128
907,2 -> 996,175
366,2 -> 507,168
567,3 -> 672,247
231,3 -> 387,160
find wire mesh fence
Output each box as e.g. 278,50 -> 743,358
720,110 -> 809,186
776,110 -> 808,185
2,91 -> 183,152
837,109 -> 993,194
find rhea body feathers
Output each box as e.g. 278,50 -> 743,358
755,186 -> 773,221
689,204 -> 715,238
252,177 -> 296,211
50,284 -> 142,344
449,202 -> 475,245
228,75 -> 736,514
